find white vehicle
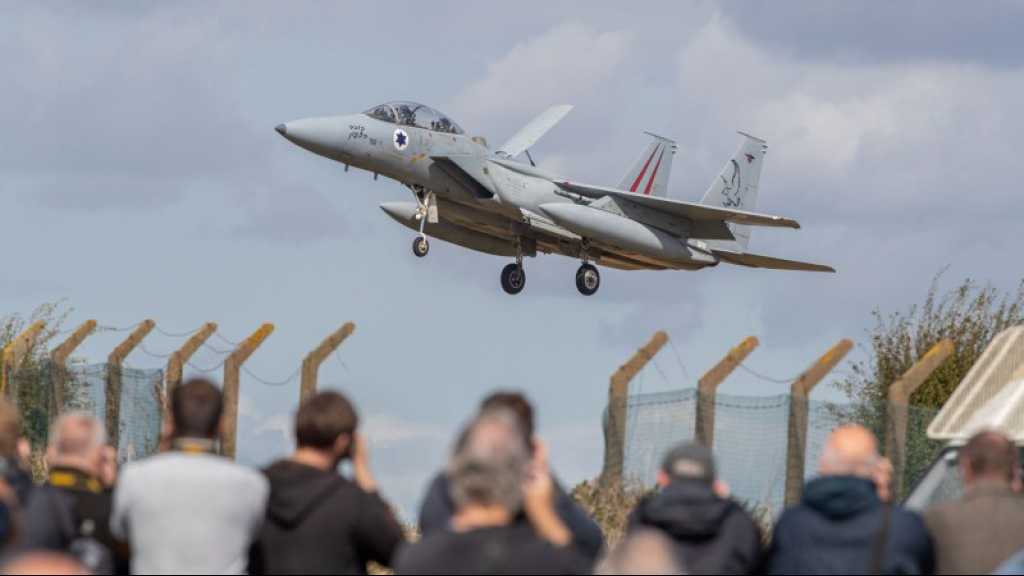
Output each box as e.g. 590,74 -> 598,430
905,325 -> 1024,510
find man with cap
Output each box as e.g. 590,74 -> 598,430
626,442 -> 762,575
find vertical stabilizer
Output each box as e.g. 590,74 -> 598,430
700,132 -> 767,251
618,132 -> 677,197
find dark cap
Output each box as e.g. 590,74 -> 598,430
661,442 -> 716,483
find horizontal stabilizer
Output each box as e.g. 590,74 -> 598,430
712,249 -> 835,273
556,181 -> 800,230
497,105 -> 573,158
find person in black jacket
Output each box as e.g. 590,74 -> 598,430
418,391 -> 604,561
628,442 -> 761,574
767,425 -> 933,575
22,413 -> 128,575
396,409 -> 588,574
250,391 -> 403,575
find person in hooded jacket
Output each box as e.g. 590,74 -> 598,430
766,425 -> 933,575
627,442 -> 761,574
250,391 -> 403,575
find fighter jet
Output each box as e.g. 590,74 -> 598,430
276,101 -> 834,296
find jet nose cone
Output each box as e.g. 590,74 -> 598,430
275,123 -> 287,136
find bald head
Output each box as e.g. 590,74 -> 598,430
961,429 -> 1018,486
47,413 -> 107,477
2,551 -> 89,575
819,425 -> 880,478
596,529 -> 683,575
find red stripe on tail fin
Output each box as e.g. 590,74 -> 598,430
629,145 -> 660,192
643,149 -> 666,195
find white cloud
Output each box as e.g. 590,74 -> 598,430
674,14 -> 1024,216
361,412 -> 449,449
452,22 -> 632,126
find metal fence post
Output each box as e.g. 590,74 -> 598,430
221,323 -> 274,460
300,322 -> 355,404
107,320 -> 155,451
1,321 -> 46,403
696,336 -> 759,448
886,339 -> 954,499
784,339 -> 853,506
600,331 -> 668,489
50,320 -> 97,417
165,323 -> 218,394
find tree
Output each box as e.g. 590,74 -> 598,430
1,301 -> 72,450
837,274 -> 1024,492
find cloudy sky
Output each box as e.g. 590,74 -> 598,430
3,1 -> 1023,515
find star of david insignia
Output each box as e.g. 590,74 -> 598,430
393,129 -> 409,151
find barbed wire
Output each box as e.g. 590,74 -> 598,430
737,362 -> 801,385
650,357 -> 673,389
334,349 -> 351,374
212,332 -> 241,347
153,325 -> 201,338
97,322 -> 143,333
138,342 -> 174,360
200,341 -> 233,355
667,339 -> 692,382
242,365 -> 300,387
186,357 -> 228,374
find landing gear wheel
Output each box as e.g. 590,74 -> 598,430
576,263 -> 600,296
500,263 -> 526,295
412,236 -> 430,258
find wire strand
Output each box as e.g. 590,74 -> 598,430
212,332 -> 241,347
242,365 -> 300,387
736,362 -> 800,385
153,325 -> 201,338
668,339 -> 692,382
186,358 -> 227,373
138,342 -> 174,359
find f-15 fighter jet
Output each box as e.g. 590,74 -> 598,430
276,101 -> 834,296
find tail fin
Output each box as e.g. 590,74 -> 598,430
700,132 -> 767,251
619,132 -> 676,197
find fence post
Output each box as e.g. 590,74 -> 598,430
300,322 -> 355,404
221,323 -> 274,460
107,320 -> 155,451
784,338 -> 853,506
1,321 -> 46,403
50,320 -> 98,417
886,339 -> 954,499
600,330 -> 668,489
165,323 -> 218,394
696,336 -> 759,448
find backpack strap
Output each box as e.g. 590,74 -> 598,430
869,504 -> 892,575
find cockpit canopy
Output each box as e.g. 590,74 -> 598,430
363,101 -> 464,135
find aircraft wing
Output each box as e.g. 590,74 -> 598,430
497,105 -> 573,158
711,248 -> 836,273
555,181 -> 801,230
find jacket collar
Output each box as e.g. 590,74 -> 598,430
48,466 -> 103,493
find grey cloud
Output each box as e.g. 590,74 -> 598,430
719,1 -> 1024,67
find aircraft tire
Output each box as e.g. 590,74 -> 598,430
413,236 -> 430,258
576,263 -> 600,296
500,263 -> 526,295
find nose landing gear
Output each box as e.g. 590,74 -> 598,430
412,236 -> 429,258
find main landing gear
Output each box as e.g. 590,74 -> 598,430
412,235 -> 429,257
576,263 -> 600,296
501,239 -> 526,295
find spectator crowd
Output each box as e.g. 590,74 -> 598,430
0,377 -> 1021,574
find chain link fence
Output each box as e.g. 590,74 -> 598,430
612,388 -> 941,517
